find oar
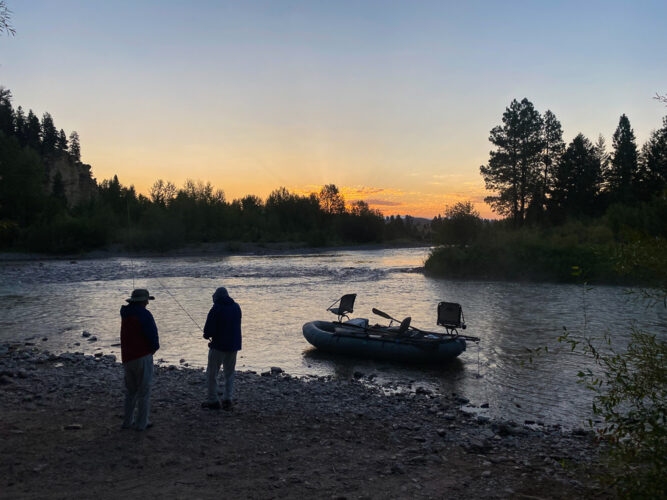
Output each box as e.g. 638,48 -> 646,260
371,308 -> 397,322
372,307 -> 480,342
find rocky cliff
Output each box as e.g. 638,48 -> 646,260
44,155 -> 97,207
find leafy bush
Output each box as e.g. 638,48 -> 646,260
558,326 -> 666,498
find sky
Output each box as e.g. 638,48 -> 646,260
1,0 -> 666,218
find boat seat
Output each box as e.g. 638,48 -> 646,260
385,316 -> 411,337
437,301 -> 466,334
327,294 -> 356,322
398,316 -> 411,336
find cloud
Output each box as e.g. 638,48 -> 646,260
365,199 -> 403,206
288,182 -> 498,219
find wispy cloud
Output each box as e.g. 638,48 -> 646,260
289,183 -> 496,219
365,199 -> 403,206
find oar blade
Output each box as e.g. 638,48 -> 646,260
371,308 -> 393,320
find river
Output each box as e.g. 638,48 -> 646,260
1,247 -> 663,428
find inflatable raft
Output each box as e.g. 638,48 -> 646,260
302,319 -> 467,363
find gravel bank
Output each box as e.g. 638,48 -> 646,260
0,343 -> 609,499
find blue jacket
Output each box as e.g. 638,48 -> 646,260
120,303 -> 159,363
203,296 -> 242,352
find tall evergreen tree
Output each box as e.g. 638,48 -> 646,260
551,134 -> 602,219
41,112 -> 58,156
637,117 -> 667,200
607,114 -> 638,203
13,105 -> 26,145
480,98 -> 544,224
0,86 -> 13,135
541,110 -> 565,194
25,110 -> 41,151
592,134 -> 611,213
69,131 -> 81,162
56,129 -> 68,152
530,109 -> 565,220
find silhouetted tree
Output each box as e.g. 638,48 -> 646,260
551,134 -> 602,220
0,133 -> 46,227
0,86 -> 13,135
41,112 -> 58,156
149,179 -> 177,207
318,184 -> 346,214
56,129 -> 68,152
0,1 -> 14,36
432,201 -> 482,245
341,200 -> 384,242
25,110 -> 41,150
530,110 -> 565,220
68,131 -> 80,162
636,117 -> 667,200
607,114 -> 638,203
13,105 -> 26,145
480,98 -> 544,224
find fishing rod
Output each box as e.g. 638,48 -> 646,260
125,199 -> 203,339
154,276 -> 204,338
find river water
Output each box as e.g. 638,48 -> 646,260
1,247 -> 664,428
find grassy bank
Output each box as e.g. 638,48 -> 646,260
424,223 -> 666,285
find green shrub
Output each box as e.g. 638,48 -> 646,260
559,327 -> 666,498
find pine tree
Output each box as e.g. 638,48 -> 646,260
552,134 -> 602,219
480,98 -> 544,224
13,106 -> 26,145
0,86 -> 13,135
607,114 -> 638,204
531,109 -> 565,221
637,117 -> 667,200
41,112 -> 58,156
25,110 -> 41,151
56,129 -> 68,153
69,131 -> 81,162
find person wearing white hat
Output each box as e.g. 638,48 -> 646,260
120,288 -> 159,430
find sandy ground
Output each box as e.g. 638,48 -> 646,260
0,344 -> 611,499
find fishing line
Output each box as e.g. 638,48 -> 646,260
125,199 -> 202,340
126,202 -> 135,290
154,276 -> 204,338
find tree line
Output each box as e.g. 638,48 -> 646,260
427,97 -> 666,285
479,98 -> 666,225
0,87 -> 426,252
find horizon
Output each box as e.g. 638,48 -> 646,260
1,0 -> 666,219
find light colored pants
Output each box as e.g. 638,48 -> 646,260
123,354 -> 153,430
206,349 -> 237,403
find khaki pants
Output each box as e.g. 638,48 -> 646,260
123,354 -> 153,430
206,349 -> 237,403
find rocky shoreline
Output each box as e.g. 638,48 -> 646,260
0,343 -> 609,499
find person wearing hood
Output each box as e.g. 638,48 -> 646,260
202,286 -> 242,410
120,288 -> 159,430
